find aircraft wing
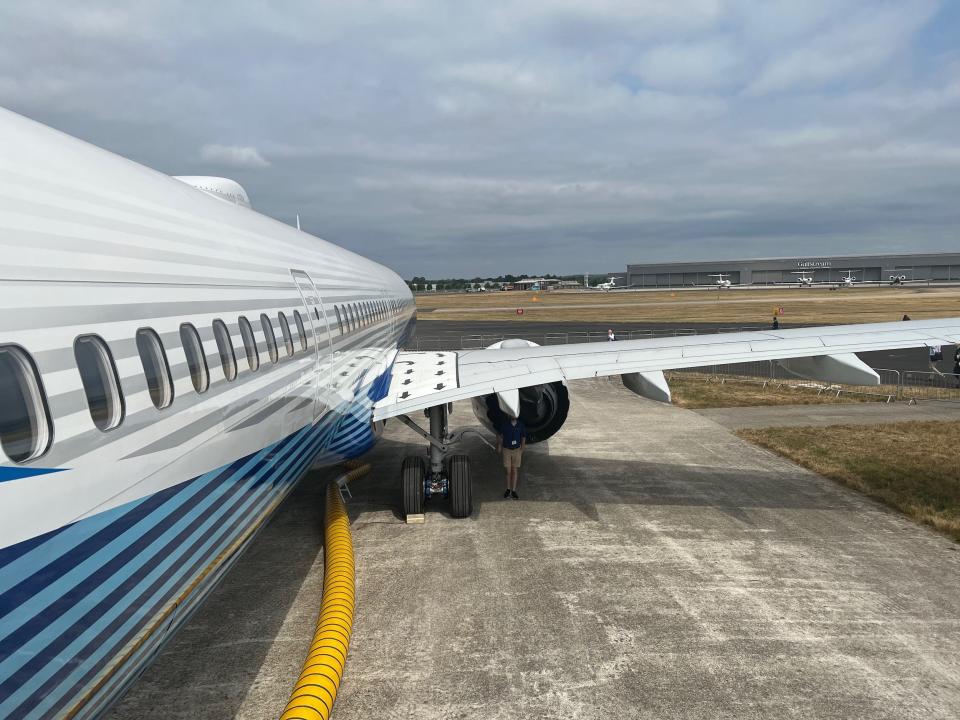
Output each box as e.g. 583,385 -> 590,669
372,318 -> 960,420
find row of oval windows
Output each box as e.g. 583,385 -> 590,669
334,298 -> 393,335
0,298 -> 410,465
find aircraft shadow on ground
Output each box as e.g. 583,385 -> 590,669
350,434 -> 864,526
109,427 -> 886,718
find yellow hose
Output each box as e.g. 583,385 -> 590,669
280,464 -> 368,720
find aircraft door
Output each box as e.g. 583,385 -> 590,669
382,290 -> 394,342
290,269 -> 334,421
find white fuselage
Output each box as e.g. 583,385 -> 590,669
0,107 -> 414,719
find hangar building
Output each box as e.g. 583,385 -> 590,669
616,252 -> 960,288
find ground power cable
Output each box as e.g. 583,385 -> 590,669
279,462 -> 369,720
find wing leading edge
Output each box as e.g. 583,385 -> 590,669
373,318 -> 960,420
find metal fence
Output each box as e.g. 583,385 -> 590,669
672,363 -> 960,403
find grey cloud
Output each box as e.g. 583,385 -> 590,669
0,1 -> 957,278
199,144 -> 270,168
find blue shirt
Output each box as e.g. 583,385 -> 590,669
501,420 -> 525,449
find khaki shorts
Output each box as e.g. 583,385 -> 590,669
502,447 -> 522,469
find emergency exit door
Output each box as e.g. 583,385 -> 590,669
290,269 -> 333,420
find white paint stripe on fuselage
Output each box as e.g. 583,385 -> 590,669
0,106 -> 415,549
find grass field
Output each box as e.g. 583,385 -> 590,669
665,373 -> 890,409
415,286 -> 960,325
738,421 -> 960,542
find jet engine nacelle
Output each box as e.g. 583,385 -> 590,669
470,339 -> 570,444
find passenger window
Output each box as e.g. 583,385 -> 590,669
293,310 -> 308,351
238,316 -> 260,371
74,334 -> 124,431
261,314 -> 279,363
136,328 -> 174,410
334,306 -> 343,335
180,323 -> 209,393
278,312 -> 294,357
213,319 -> 237,381
0,345 -> 52,462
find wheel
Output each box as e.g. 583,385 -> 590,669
401,455 -> 425,518
448,454 -> 472,518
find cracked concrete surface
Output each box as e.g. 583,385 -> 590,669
107,378 -> 960,720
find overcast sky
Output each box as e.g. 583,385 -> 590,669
1,1 -> 958,278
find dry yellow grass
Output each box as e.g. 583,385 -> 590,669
737,421 -> 960,542
416,286 -> 960,325
666,373 -> 889,409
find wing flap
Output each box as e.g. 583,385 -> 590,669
373,318 -> 960,420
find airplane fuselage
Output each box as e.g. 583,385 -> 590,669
0,108 -> 414,719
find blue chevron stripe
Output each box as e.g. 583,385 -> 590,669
0,467 -> 67,484
25,418 -> 336,718
0,458 -> 245,639
0,375 -> 386,720
0,449 -> 270,689
0,422 -> 323,716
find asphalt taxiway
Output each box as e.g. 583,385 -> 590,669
108,379 -> 960,719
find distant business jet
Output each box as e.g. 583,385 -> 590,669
791,271 -> 815,286
2,107 -> 959,719
889,274 -> 928,286
840,271 -> 859,287
586,276 -> 618,291
708,273 -> 732,289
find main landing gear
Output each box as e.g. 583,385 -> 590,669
397,403 -> 473,520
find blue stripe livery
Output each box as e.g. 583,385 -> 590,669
0,398 -> 376,720
0,467 -> 67,484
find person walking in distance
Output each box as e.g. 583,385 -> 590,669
607,328 -> 616,341
498,415 -> 527,499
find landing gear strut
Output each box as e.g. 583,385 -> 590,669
398,403 -> 473,520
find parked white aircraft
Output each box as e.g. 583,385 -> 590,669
586,276 -> 618,291
840,271 -> 859,287
791,271 -> 815,286
889,274 -> 928,286
708,273 -> 732,289
2,107 -> 959,719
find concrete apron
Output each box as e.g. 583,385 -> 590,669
109,378 -> 960,720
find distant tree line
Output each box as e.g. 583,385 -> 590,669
408,273 -> 611,290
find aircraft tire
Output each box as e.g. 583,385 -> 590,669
448,454 -> 472,518
401,455 -> 425,518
